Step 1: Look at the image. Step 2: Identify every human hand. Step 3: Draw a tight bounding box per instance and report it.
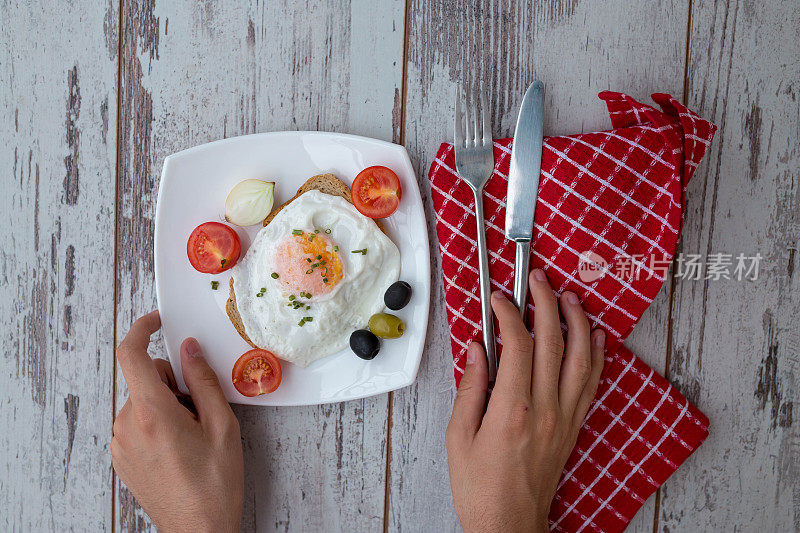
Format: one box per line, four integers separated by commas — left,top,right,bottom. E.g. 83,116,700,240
445,269,605,532
111,311,244,532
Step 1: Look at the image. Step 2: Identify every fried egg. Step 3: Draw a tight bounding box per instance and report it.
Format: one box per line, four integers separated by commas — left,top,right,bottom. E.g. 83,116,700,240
231,190,400,367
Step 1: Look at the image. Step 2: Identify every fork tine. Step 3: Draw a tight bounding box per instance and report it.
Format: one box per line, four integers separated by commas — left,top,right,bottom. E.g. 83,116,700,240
473,94,481,146
464,92,473,147
454,87,464,147
482,90,492,146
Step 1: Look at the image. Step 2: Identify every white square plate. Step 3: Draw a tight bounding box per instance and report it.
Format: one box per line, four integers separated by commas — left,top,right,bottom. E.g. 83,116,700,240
155,132,430,405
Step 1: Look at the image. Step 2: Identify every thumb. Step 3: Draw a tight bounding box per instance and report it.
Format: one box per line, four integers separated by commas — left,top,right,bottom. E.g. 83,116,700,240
446,342,489,449
180,338,234,431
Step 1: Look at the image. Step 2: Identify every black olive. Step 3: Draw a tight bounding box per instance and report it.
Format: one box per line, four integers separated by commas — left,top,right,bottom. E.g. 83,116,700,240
384,280,412,310
350,329,381,360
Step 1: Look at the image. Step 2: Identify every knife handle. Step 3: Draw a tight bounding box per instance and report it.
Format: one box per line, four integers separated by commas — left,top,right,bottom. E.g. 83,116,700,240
513,241,530,321
472,188,498,382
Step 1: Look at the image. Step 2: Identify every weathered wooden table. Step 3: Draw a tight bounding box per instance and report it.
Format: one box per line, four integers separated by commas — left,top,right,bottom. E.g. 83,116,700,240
2,1,798,531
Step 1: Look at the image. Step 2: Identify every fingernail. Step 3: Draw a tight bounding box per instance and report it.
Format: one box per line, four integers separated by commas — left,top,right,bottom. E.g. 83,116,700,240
466,343,479,365
533,269,547,282
186,338,203,358
565,292,579,305
491,290,504,302
594,330,606,347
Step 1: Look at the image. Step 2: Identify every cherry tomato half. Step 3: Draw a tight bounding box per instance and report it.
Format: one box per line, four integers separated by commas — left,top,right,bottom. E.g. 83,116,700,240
186,222,241,274
350,166,402,218
232,349,282,397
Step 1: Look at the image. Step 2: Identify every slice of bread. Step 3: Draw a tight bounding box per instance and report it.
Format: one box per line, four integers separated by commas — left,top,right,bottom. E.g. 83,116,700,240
226,277,257,349
263,173,350,226
226,173,354,348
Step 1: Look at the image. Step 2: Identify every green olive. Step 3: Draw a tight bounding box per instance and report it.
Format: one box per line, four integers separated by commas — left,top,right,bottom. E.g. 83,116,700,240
368,313,405,339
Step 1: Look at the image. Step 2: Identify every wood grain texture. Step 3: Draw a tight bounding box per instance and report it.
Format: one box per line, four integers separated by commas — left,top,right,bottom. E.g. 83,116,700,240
113,1,404,531
0,1,118,530
3,0,797,530
389,1,689,530
658,1,800,530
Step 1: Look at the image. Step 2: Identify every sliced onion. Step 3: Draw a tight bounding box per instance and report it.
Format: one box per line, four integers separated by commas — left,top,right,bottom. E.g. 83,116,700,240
225,179,275,226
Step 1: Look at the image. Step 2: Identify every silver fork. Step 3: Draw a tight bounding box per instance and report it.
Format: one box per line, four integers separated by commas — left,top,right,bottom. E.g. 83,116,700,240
454,87,498,382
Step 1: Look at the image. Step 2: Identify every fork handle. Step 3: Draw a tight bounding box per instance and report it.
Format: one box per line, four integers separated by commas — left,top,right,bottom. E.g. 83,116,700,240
472,187,498,382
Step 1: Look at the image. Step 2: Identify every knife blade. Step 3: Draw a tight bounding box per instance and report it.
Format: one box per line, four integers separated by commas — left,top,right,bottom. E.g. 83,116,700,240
505,81,544,317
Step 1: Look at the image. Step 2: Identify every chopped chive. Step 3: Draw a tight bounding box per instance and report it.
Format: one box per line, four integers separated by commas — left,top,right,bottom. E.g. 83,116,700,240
333,246,339,252
303,316,313,322
316,255,322,260
311,263,319,268
325,228,331,234
260,287,267,292
271,272,279,279
306,269,313,274
308,234,315,241
314,229,320,233
256,293,263,297
298,319,305,326
220,258,227,266
292,229,302,235
323,278,328,283
320,260,326,265
351,248,367,255
306,257,312,263
289,295,296,301
211,281,219,290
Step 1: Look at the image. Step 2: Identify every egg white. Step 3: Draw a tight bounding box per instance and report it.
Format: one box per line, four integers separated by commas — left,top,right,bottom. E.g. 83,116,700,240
231,190,400,367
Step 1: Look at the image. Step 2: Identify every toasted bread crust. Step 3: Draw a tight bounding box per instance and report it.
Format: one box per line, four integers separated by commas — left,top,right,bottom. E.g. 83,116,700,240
263,173,350,226
226,278,257,349
227,173,353,347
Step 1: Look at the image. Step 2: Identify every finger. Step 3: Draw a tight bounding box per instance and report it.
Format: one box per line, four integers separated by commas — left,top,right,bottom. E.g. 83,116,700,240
120,311,161,351
180,338,235,432
153,358,195,414
557,291,593,415
113,400,132,441
154,358,179,392
491,291,533,397
573,330,606,428
446,341,489,449
110,436,126,474
529,269,564,409
116,311,167,401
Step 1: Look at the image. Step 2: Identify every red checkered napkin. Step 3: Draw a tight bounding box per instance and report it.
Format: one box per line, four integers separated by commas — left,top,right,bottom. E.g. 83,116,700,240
429,92,716,532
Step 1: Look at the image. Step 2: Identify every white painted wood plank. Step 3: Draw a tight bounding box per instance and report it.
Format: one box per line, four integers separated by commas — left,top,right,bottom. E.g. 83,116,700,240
0,1,118,531
389,1,688,530
658,1,800,530
113,1,404,530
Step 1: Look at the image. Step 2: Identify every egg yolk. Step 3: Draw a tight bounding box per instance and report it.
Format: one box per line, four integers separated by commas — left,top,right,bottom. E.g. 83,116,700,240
274,231,344,297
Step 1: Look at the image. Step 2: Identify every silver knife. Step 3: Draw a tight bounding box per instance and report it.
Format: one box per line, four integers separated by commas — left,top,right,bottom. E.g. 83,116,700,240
505,81,544,318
